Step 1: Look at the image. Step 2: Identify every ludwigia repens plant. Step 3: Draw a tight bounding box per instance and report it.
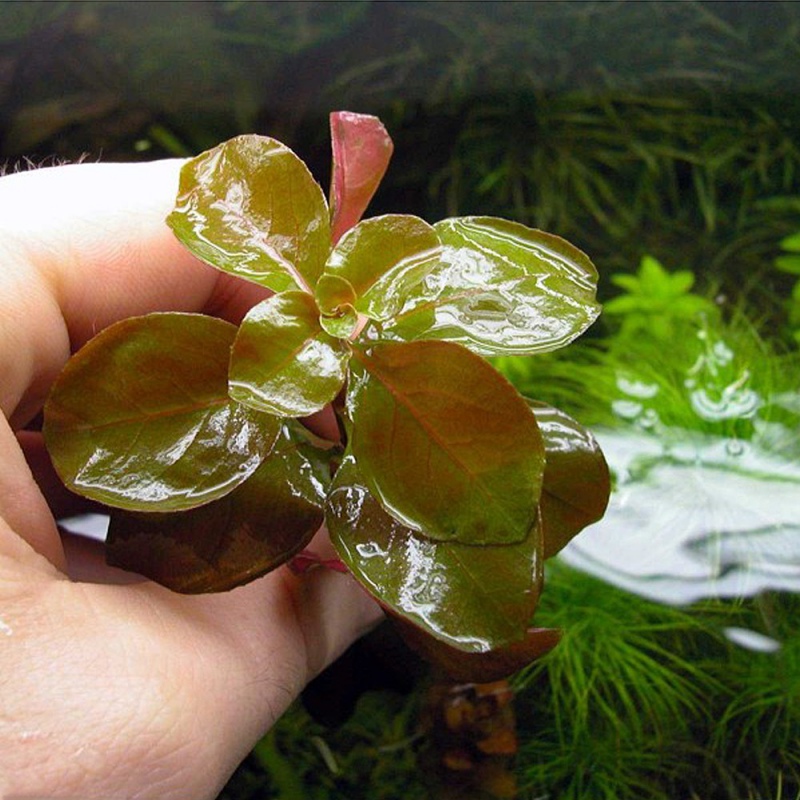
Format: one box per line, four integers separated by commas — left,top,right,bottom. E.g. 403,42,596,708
43,112,610,681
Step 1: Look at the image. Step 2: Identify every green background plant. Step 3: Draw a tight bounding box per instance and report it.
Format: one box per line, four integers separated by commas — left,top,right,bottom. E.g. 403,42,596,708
4,1,800,797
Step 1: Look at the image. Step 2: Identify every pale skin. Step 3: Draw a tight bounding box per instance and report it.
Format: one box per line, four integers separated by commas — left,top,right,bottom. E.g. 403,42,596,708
0,160,382,798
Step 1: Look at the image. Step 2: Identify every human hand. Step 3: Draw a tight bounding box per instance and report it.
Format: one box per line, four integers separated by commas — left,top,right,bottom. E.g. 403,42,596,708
0,160,382,799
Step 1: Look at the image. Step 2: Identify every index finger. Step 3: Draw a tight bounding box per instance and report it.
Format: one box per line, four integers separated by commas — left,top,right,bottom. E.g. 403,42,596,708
0,159,269,429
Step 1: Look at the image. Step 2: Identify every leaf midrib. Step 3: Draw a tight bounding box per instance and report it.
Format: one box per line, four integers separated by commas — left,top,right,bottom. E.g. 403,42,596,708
51,395,230,434
353,349,525,539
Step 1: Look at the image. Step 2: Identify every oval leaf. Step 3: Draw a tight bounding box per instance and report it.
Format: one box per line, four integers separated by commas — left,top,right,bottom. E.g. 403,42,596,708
329,111,394,244
381,217,601,356
347,340,544,544
327,455,543,653
325,214,442,321
43,313,279,511
107,423,328,593
167,134,330,293
529,400,611,559
391,615,561,683
229,291,351,417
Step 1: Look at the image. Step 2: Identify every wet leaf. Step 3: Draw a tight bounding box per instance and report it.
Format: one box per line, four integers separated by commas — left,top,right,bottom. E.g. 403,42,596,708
327,455,543,654
329,111,394,244
315,273,357,316
530,400,611,559
229,291,351,417
43,313,279,511
315,274,359,339
106,423,329,592
394,616,562,682
324,214,442,320
319,305,360,339
347,340,544,545
167,134,330,293
381,217,600,356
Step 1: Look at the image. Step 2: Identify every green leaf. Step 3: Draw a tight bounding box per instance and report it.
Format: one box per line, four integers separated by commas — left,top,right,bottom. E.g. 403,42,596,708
315,274,360,339
674,294,716,316
602,295,642,315
229,291,351,417
167,134,330,293
776,254,800,276
327,455,543,654
106,423,328,593
329,111,394,244
379,217,600,356
319,305,360,339
529,401,611,560
670,270,696,295
639,254,671,294
324,214,442,321
780,231,800,253
315,273,357,315
347,340,544,545
43,313,279,511
610,273,641,293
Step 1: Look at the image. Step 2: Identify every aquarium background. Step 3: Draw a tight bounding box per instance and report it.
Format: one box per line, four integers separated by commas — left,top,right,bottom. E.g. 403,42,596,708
2,2,798,798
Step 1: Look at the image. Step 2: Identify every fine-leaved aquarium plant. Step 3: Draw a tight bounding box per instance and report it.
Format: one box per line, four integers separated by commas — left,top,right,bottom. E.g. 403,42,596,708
775,230,800,344
42,112,610,681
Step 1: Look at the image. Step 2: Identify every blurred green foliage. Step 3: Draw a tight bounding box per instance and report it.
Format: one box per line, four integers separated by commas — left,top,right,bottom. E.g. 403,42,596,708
775,231,800,343
604,255,718,341
3,2,800,798
3,0,800,297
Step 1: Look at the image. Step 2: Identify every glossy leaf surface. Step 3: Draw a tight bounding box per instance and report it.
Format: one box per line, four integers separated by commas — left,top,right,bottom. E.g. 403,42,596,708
327,455,543,653
324,214,442,320
167,134,330,293
392,616,562,682
348,340,544,544
329,111,393,244
229,291,351,417
381,217,601,356
531,400,611,559
315,274,359,339
315,273,357,316
44,313,278,511
319,305,360,339
106,423,328,593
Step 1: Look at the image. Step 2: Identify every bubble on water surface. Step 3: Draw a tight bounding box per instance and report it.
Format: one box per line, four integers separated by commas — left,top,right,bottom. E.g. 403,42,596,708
689,384,760,422
617,375,660,399
612,399,643,420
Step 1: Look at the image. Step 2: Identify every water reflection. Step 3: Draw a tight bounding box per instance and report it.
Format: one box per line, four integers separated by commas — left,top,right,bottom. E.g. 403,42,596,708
561,426,800,604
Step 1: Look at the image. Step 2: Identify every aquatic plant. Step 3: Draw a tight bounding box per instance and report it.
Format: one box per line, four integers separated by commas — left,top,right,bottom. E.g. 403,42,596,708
493,253,800,797
603,254,718,341
215,253,800,798
41,112,609,681
512,561,721,799
774,230,800,344
708,593,800,797
220,567,800,800
496,255,800,449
